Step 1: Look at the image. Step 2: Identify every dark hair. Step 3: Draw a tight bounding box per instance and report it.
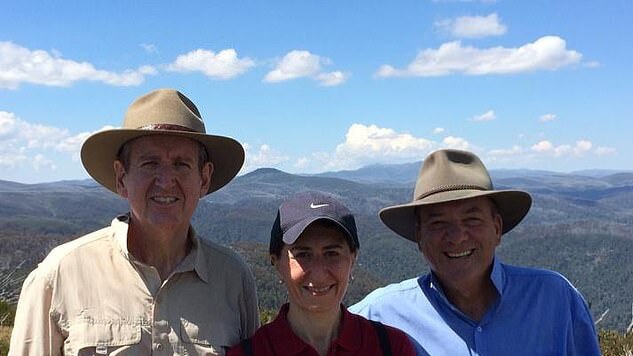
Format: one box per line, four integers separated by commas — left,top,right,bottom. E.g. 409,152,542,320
116,136,209,173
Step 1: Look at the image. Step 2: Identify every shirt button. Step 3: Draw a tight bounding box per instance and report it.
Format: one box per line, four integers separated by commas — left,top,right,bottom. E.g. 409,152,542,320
477,326,483,332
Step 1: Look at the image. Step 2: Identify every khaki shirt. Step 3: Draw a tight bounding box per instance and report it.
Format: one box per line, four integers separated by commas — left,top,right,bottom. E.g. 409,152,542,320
9,215,259,356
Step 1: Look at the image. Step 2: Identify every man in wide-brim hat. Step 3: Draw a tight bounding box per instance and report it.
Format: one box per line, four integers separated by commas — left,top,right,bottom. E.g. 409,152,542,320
10,89,259,355
350,149,600,355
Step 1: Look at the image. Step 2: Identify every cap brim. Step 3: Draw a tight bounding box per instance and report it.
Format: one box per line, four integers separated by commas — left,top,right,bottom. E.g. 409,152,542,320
283,216,356,246
81,129,244,195
379,189,532,242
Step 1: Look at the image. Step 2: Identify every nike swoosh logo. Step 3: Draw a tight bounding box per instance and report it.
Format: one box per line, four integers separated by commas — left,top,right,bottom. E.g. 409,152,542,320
310,203,329,209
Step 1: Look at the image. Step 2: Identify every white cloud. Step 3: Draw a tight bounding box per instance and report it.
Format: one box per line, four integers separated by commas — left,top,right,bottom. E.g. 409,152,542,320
432,127,446,134
140,43,158,54
0,111,104,170
0,41,156,89
435,13,507,38
441,136,472,150
315,71,349,86
264,50,348,86
531,139,595,157
326,124,435,170
539,113,557,122
243,143,289,172
33,154,56,171
471,110,496,122
376,36,582,78
167,48,255,80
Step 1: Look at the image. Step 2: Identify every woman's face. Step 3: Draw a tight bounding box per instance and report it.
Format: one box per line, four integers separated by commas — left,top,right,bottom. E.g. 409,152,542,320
273,222,357,314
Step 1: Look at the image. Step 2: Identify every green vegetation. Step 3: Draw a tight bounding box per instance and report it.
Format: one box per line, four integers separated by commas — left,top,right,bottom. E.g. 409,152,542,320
600,329,633,356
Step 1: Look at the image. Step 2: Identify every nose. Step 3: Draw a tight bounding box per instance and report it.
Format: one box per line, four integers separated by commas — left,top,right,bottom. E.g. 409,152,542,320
154,166,177,188
443,223,468,245
306,256,330,281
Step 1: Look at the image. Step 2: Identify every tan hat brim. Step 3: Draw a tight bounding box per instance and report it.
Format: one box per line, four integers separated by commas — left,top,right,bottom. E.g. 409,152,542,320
81,128,244,195
379,189,532,242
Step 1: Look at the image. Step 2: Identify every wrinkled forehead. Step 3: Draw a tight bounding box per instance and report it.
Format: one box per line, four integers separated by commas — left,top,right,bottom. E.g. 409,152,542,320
125,135,204,157
415,196,497,220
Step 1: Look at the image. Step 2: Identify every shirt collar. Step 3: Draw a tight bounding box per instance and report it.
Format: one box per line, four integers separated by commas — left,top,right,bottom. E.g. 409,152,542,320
111,214,209,283
427,257,505,298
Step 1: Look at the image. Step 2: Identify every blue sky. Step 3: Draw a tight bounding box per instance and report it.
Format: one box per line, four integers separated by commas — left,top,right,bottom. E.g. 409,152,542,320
1,0,631,183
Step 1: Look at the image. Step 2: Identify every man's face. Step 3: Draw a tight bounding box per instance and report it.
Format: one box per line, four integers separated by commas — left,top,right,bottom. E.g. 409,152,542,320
415,196,502,290
114,135,213,233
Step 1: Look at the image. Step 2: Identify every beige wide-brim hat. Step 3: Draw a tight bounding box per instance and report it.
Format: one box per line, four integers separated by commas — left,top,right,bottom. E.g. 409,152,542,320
81,89,244,195
380,149,532,242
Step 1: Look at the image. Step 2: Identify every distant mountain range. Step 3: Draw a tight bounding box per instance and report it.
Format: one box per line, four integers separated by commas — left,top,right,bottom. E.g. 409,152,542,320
1,163,633,331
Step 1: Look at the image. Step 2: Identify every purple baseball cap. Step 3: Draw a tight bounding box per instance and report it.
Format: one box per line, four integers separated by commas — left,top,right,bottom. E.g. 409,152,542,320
269,191,360,255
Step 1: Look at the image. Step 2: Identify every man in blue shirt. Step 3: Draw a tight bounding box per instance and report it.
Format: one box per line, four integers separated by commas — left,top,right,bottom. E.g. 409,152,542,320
349,149,600,355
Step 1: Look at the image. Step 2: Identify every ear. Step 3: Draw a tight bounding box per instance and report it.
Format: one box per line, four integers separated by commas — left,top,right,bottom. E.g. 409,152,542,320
113,160,128,198
415,218,425,253
493,213,503,246
199,161,214,197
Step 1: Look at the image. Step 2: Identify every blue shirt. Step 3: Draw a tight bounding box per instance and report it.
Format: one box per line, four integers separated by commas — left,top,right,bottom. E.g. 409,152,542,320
349,259,600,356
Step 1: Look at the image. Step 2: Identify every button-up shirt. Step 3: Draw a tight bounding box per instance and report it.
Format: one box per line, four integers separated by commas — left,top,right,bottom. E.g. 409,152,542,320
227,303,416,356
349,259,600,356
10,214,259,355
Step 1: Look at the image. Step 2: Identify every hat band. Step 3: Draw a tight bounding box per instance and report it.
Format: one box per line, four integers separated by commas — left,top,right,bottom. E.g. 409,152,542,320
417,184,487,200
137,123,199,132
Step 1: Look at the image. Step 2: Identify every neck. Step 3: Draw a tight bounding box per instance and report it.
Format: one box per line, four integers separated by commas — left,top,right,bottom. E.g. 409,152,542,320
440,275,497,322
127,219,192,280
286,304,342,356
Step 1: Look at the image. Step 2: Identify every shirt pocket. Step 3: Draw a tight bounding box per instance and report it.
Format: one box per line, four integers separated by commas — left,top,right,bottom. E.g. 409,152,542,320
180,319,239,355
65,319,142,356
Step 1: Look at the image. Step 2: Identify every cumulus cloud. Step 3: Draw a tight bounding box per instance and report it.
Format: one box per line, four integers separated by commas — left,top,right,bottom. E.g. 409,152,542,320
442,136,472,150
315,71,349,86
0,111,107,171
323,124,435,170
432,127,446,134
471,110,496,122
242,143,289,172
167,48,255,80
531,139,595,157
376,36,582,78
264,50,348,86
0,41,156,89
539,113,557,122
435,13,507,38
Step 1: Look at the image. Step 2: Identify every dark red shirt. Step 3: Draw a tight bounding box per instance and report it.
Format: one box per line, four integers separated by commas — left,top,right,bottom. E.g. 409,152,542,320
227,303,416,356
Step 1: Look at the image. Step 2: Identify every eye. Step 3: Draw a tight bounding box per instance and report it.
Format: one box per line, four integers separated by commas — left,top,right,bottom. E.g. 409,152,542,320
140,161,158,168
465,217,483,226
292,251,310,259
427,220,447,230
176,161,192,169
324,250,340,257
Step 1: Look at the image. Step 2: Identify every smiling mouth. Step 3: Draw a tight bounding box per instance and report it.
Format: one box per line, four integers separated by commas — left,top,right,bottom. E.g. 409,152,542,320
151,196,179,204
445,249,474,259
304,285,334,295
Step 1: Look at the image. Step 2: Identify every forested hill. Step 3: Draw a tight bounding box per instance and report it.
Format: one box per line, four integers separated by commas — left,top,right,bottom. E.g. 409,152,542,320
1,166,632,331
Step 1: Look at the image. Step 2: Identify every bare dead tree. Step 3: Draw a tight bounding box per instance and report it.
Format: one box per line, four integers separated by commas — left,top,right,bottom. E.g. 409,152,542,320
595,308,610,326
627,303,633,334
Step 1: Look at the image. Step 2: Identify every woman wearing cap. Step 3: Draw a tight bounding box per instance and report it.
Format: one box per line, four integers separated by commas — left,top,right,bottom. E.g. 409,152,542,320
228,192,415,356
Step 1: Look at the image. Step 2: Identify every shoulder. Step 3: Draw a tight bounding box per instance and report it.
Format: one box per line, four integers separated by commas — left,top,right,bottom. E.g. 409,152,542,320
197,238,254,282
38,226,114,274
503,263,576,288
501,263,585,300
350,276,423,311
